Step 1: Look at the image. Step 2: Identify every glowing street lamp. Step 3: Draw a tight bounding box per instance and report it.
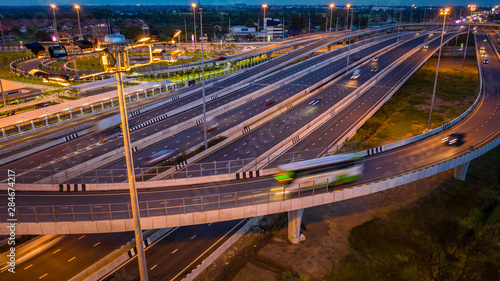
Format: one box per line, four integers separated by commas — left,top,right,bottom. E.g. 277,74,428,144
330,4,335,33
346,4,351,30
462,5,476,70
74,5,83,39
428,8,450,131
262,4,268,44
192,3,197,45
50,4,58,44
410,4,415,23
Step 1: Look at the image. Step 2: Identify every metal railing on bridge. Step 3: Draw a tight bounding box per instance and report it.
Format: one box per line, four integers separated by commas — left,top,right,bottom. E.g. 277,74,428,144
7,142,358,184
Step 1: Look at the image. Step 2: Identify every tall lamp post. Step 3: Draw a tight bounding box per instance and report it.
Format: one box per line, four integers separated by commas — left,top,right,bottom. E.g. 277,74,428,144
397,6,402,43
330,4,335,33
345,4,353,73
200,7,208,149
427,8,450,131
262,4,267,44
410,4,415,23
192,3,197,45
462,5,476,70
346,4,351,30
50,4,58,44
74,5,83,39
105,34,148,281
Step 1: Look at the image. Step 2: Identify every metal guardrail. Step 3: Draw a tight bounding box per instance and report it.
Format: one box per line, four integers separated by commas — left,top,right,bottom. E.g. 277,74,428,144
0,176,339,224
4,142,357,184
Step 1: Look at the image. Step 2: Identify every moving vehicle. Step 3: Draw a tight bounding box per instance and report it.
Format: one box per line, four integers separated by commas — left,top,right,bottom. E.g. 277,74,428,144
353,56,361,61
483,59,489,64
423,45,429,49
141,149,175,166
58,38,70,45
216,56,227,61
263,98,274,106
201,117,219,131
442,133,464,146
371,57,379,62
480,46,485,50
273,153,364,191
351,69,361,79
371,66,378,73
309,98,320,106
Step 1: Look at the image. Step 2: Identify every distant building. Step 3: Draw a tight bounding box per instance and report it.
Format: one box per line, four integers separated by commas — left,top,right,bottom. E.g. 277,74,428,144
230,26,256,35
92,24,110,43
264,18,283,40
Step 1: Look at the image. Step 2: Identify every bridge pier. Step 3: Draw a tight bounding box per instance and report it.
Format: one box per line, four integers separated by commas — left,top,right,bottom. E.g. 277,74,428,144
453,161,470,181
288,208,305,244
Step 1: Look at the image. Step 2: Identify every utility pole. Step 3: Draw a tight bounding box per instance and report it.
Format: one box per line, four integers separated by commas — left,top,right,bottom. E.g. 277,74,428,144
185,18,188,43
200,8,208,149
462,5,475,70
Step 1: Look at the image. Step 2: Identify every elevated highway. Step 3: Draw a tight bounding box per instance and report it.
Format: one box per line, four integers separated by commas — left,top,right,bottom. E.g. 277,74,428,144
3,31,497,239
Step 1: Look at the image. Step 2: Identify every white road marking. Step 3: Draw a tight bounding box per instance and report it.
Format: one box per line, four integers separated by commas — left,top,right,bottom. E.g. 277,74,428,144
78,235,86,240
24,264,33,270
93,242,101,247
172,249,178,254
52,249,61,254
191,235,196,239
68,257,76,262
39,273,48,279
150,264,158,270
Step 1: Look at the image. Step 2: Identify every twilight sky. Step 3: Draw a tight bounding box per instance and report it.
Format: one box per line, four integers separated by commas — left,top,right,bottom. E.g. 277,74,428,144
0,1,498,7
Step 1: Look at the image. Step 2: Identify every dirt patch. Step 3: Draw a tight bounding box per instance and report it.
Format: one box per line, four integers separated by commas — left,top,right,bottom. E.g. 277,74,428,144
194,170,453,281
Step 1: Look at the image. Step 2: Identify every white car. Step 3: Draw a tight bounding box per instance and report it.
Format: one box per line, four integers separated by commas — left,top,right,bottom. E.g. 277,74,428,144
480,46,485,50
351,69,361,79
371,57,379,62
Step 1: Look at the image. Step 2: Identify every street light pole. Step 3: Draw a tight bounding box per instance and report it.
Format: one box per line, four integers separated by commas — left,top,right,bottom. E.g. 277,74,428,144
330,4,335,33
200,8,208,149
75,5,83,39
428,8,449,131
346,4,350,30
397,6,402,43
262,4,267,44
410,4,415,23
345,5,353,74
106,34,148,281
50,4,58,45
462,5,475,70
192,3,197,45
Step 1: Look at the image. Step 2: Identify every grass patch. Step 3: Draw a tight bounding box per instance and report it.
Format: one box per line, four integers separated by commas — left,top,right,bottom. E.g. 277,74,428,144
348,57,479,150
324,143,500,281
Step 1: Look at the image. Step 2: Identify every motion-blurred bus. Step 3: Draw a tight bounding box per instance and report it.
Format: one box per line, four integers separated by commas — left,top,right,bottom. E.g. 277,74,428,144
273,153,364,191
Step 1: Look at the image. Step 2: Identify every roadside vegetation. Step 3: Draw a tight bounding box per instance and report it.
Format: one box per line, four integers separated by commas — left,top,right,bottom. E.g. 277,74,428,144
324,144,500,281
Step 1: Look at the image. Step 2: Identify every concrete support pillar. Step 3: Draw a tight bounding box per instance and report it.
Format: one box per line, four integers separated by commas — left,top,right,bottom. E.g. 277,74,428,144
80,108,84,115
30,120,35,130
57,114,60,122
91,105,94,113
2,128,5,138
101,102,104,109
45,117,48,126
136,93,139,100
17,124,21,134
288,209,305,244
110,98,114,107
69,110,73,119
327,45,332,52
453,161,470,181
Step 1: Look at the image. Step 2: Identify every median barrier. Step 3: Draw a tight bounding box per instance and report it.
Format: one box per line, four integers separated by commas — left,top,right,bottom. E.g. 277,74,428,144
33,34,399,184
69,228,173,281
149,34,404,181
364,32,481,156
242,32,428,172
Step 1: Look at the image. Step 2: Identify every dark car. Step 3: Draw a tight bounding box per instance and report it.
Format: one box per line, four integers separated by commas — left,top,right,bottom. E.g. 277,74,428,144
353,56,361,61
216,56,227,61
483,59,489,64
141,149,175,166
442,133,464,146
263,98,274,106
371,66,379,73
309,98,320,106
